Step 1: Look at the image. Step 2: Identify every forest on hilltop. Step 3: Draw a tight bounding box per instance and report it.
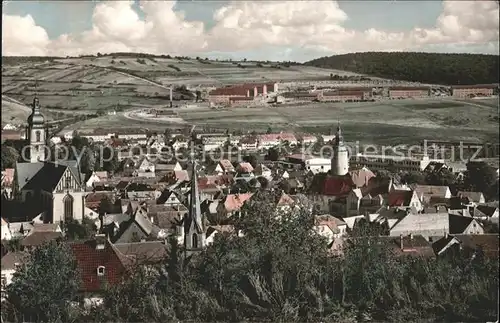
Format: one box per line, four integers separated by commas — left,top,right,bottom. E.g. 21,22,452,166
305,52,499,85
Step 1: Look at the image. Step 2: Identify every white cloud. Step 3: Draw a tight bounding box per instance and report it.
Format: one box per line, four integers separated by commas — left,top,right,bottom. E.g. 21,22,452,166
2,0,499,59
2,14,50,56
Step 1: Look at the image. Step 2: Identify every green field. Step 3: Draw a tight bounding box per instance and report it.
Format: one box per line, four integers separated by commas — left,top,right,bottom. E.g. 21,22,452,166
60,97,499,146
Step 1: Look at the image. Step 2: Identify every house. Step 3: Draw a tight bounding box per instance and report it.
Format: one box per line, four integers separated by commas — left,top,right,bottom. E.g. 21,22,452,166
216,193,253,219
1,218,12,240
448,214,484,235
387,190,422,212
85,192,115,211
20,223,63,250
113,241,169,267
135,157,155,174
1,251,29,299
473,205,499,221
205,225,242,245
432,234,499,259
414,185,451,204
390,212,450,240
154,162,183,174
389,212,484,241
86,171,109,188
456,191,486,206
381,234,435,258
70,235,127,307
239,136,258,151
313,215,348,243
254,164,272,180
373,207,408,230
215,159,236,174
157,190,185,207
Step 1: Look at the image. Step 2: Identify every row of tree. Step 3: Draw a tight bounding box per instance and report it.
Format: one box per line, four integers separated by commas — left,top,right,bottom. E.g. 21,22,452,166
306,52,499,85
2,193,498,322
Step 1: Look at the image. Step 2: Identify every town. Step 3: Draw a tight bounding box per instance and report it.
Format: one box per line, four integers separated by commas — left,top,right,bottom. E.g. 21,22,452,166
1,0,499,319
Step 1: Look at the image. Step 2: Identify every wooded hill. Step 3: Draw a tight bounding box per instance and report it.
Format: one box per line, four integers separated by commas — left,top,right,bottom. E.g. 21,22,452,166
305,52,499,85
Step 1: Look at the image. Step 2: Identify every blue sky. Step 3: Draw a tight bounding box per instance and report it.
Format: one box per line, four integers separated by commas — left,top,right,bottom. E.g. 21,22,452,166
2,1,498,61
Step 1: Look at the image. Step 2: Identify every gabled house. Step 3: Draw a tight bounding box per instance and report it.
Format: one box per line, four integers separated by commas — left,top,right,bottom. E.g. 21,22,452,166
70,235,127,307
1,218,12,240
86,171,109,188
218,193,253,219
473,205,499,221
432,234,499,259
387,189,422,212
155,162,182,174
382,234,435,258
205,225,242,245
390,212,485,241
215,160,235,174
313,215,348,243
456,191,486,206
1,251,29,299
254,164,272,180
373,207,408,230
135,157,155,174
414,185,451,205
390,212,450,240
449,214,484,235
157,190,185,207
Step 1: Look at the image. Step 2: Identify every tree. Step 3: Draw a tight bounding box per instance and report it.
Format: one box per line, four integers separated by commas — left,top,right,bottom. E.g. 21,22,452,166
243,154,258,168
1,145,19,169
99,146,119,174
400,171,426,185
465,161,497,196
266,126,273,134
63,217,97,240
266,147,280,161
5,242,80,322
425,168,456,186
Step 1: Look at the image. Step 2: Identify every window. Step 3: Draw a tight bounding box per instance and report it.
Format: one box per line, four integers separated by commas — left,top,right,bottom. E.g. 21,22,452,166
192,233,198,249
63,194,74,222
35,130,41,142
65,176,71,189
97,266,105,276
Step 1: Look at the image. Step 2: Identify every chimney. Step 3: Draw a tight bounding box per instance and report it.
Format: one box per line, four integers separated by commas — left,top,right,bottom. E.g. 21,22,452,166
400,234,404,250
445,232,449,239
95,233,107,250
409,233,413,240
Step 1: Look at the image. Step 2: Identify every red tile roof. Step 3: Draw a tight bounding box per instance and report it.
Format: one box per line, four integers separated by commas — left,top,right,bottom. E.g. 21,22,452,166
69,239,127,293
238,162,254,173
224,193,253,212
389,86,430,91
388,190,414,207
323,176,353,196
451,84,498,89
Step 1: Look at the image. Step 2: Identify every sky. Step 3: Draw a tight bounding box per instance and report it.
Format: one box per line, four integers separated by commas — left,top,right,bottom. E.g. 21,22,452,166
2,0,499,62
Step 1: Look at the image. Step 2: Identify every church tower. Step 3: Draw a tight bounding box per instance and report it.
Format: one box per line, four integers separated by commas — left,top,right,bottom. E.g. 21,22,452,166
331,123,349,176
27,97,46,163
183,148,206,253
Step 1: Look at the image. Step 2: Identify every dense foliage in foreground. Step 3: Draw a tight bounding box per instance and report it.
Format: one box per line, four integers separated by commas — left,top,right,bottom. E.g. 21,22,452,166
305,52,499,85
2,192,498,322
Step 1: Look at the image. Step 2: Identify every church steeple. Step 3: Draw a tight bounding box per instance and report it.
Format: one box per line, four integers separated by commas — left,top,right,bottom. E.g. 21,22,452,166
27,96,46,163
184,129,206,252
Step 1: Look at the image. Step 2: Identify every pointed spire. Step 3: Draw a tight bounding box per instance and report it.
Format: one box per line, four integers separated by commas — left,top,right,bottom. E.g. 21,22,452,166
187,126,203,233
